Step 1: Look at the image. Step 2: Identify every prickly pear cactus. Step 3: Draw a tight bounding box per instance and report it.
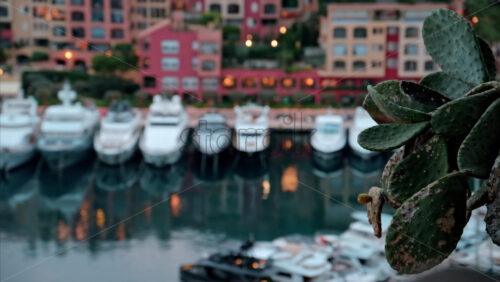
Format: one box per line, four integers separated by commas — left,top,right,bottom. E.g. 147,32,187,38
356,8,500,274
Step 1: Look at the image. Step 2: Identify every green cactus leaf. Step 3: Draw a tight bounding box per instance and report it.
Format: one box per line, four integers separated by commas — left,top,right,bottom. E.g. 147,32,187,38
385,172,468,274
458,98,500,178
431,87,500,138
477,37,497,81
362,94,393,124
423,9,488,86
419,72,473,100
467,181,490,212
400,81,450,109
358,122,429,152
368,83,430,123
381,147,405,190
385,135,449,207
465,81,500,96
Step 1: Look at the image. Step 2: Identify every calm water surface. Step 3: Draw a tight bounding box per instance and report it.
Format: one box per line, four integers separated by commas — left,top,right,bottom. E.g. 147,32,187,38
0,132,387,282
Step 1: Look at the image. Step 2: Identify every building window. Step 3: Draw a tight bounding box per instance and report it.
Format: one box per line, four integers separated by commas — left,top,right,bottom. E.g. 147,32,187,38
405,44,419,55
242,77,257,88
333,27,346,38
192,58,198,70
183,77,198,90
371,61,382,68
142,39,149,52
353,27,367,38
162,77,178,90
137,7,147,17
202,78,218,90
111,0,122,9
53,0,66,4
251,2,258,13
72,27,85,38
388,42,397,52
161,40,179,53
228,4,239,14
71,11,84,21
387,26,398,35
282,0,299,8
281,78,295,89
111,10,123,23
301,78,315,89
92,11,103,22
52,9,65,21
404,61,417,71
144,76,156,88
71,0,84,5
405,27,419,38
53,26,66,37
333,60,345,70
353,44,367,56
222,76,236,88
202,60,216,71
92,0,103,8
151,8,166,18
353,61,366,71
111,29,124,38
0,7,8,17
372,27,383,35
161,58,179,70
143,57,150,68
261,77,276,88
209,4,221,12
192,40,198,50
200,42,218,54
371,44,382,52
264,4,276,14
91,27,105,38
387,58,397,68
333,44,346,56
138,22,147,30
424,60,434,71
247,18,257,27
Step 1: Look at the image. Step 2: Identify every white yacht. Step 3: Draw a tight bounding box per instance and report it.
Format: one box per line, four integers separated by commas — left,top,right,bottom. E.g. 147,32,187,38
310,111,346,169
349,107,378,159
0,90,40,171
139,95,188,167
94,101,142,165
37,82,99,169
233,104,270,154
193,112,231,155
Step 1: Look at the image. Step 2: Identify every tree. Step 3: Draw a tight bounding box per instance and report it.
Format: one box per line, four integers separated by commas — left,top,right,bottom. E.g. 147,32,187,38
112,44,138,71
31,51,49,62
133,90,150,107
260,90,277,105
104,90,122,104
0,47,7,64
92,54,118,74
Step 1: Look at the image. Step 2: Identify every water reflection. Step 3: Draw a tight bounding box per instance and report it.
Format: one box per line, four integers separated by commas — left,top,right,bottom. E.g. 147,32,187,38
0,132,387,281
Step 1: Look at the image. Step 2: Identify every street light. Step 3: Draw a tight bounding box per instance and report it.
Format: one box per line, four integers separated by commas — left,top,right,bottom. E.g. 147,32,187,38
64,50,73,60
279,26,287,34
472,16,479,24
245,39,253,47
270,40,278,48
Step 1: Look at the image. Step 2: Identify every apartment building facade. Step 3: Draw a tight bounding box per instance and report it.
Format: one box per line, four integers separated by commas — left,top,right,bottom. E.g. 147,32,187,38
139,12,222,99
0,0,12,48
319,3,449,90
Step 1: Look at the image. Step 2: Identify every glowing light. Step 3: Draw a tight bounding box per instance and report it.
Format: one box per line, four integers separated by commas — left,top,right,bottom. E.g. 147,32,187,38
64,50,73,60
304,77,314,87
222,76,236,88
96,209,106,228
472,16,479,24
0,69,3,76
105,50,112,57
282,78,294,88
245,39,253,47
252,262,259,269
262,180,271,200
279,26,287,34
235,258,243,265
281,166,298,192
283,140,292,150
270,40,278,48
246,34,253,40
171,194,181,217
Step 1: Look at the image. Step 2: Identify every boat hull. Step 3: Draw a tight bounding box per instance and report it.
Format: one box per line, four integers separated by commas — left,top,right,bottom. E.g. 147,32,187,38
0,144,37,171
141,150,182,167
312,147,345,172
96,142,138,165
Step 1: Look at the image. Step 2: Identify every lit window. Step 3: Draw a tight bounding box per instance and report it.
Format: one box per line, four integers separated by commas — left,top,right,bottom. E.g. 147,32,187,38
301,78,315,88
222,76,236,88
242,77,257,88
261,77,276,88
281,78,295,89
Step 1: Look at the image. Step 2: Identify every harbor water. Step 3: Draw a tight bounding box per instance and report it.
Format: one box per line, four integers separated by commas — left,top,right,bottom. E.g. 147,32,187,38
1,131,397,281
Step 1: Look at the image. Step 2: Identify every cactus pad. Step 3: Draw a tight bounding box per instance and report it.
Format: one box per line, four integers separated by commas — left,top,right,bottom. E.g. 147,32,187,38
381,147,405,191
385,135,449,207
358,122,429,152
477,37,497,81
368,84,430,123
486,155,500,246
458,99,500,178
400,81,450,109
385,172,468,274
362,94,393,124
419,72,473,100
431,87,500,138
423,9,488,86
366,187,384,238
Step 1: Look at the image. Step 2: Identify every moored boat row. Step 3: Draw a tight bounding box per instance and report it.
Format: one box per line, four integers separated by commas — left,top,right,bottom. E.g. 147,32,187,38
0,82,382,171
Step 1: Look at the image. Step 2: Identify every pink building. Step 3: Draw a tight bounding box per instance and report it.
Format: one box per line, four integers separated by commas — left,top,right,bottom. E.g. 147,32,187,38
139,13,222,100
